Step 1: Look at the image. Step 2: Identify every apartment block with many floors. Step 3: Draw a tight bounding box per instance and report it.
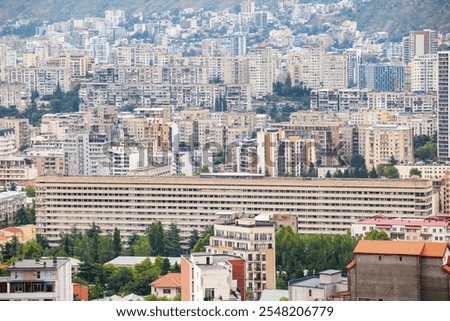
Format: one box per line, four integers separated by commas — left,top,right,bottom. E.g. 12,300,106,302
0,257,72,301
35,176,439,247
206,211,277,300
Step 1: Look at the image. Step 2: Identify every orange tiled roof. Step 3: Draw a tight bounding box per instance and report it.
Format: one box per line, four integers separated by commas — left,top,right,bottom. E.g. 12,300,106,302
353,240,448,258
3,227,22,233
345,259,356,271
149,273,181,288
443,265,450,274
420,242,449,258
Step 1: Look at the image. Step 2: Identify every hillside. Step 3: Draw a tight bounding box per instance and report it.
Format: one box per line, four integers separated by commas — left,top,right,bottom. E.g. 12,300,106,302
340,0,450,39
0,0,448,39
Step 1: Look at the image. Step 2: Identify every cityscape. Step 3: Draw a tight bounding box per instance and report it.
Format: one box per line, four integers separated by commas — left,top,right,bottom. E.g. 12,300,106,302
0,0,449,303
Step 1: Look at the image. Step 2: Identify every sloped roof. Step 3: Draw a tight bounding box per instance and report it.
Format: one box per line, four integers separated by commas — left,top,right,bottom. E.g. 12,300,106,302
3,227,22,233
420,242,449,258
353,240,448,257
149,273,181,288
345,259,356,271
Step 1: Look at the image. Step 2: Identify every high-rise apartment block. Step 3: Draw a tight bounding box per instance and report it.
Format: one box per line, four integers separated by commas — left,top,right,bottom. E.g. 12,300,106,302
437,51,450,160
206,211,277,300
363,124,414,168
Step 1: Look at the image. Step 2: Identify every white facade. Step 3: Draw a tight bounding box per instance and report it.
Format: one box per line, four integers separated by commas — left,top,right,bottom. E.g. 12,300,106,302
0,258,72,301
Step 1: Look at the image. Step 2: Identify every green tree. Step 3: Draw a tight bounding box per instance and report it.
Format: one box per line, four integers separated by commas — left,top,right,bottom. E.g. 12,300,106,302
36,234,50,250
383,166,399,179
189,229,200,251
275,227,359,284
164,223,181,257
171,262,181,273
22,240,43,259
409,167,422,178
126,233,140,255
191,233,210,253
147,222,165,256
112,227,122,258
98,235,114,264
24,185,35,197
369,166,378,178
106,266,134,295
415,141,437,160
161,258,171,275
389,155,398,165
13,207,31,226
333,169,344,178
325,170,332,178
364,230,391,240
132,236,153,256
1,236,22,260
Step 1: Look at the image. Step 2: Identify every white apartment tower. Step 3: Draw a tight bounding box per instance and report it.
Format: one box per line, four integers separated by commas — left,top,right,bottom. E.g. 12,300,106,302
247,47,277,98
437,51,450,160
408,54,438,93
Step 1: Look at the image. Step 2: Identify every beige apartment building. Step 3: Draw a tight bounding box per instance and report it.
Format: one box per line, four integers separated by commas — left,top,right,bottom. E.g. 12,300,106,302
0,118,30,150
206,211,277,300
363,124,414,168
35,176,438,247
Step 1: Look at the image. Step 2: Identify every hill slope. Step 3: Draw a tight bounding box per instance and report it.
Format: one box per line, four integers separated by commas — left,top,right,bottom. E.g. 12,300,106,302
0,0,448,39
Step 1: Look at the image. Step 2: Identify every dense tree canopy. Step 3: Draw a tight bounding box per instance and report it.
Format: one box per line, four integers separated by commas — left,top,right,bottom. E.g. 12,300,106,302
276,227,359,287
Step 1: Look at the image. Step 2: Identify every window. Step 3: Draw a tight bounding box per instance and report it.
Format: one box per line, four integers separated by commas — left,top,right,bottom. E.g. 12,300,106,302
378,255,382,261
309,290,312,297
399,256,402,262
36,271,41,279
163,289,171,294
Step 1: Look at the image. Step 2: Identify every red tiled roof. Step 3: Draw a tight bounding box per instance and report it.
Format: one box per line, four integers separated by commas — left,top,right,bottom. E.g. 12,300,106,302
353,240,448,258
3,227,22,233
149,273,181,288
443,265,450,274
421,242,448,258
345,259,356,271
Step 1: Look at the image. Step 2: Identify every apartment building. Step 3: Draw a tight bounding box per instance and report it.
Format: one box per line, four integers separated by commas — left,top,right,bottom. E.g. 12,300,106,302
288,270,348,301
408,54,438,93
0,257,72,301
0,225,36,245
206,211,276,300
0,128,16,157
395,165,450,179
351,216,450,242
180,253,246,301
437,51,450,160
0,118,30,150
0,157,38,187
35,176,438,247
0,82,29,111
0,191,26,228
363,124,414,168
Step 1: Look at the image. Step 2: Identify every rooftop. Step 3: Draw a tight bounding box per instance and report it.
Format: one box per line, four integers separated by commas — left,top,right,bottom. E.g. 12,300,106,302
6,257,70,270
259,289,289,301
354,217,449,227
353,240,449,258
105,256,180,266
289,275,347,288
149,273,181,288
